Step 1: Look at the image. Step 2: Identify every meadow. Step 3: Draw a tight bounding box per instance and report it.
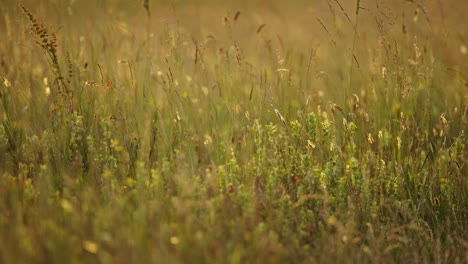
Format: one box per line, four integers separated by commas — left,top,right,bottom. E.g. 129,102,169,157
0,0,467,263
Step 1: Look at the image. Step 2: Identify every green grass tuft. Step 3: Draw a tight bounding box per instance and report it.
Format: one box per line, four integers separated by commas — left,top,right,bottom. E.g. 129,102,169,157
0,0,467,263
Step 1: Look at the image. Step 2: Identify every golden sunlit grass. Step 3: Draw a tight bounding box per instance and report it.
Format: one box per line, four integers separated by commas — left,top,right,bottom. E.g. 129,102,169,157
0,0,467,263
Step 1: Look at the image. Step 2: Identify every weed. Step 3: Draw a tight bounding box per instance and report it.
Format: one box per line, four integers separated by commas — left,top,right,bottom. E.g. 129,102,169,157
0,1,466,263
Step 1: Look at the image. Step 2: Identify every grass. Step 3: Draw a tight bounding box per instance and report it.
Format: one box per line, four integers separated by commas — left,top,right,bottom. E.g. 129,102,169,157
0,0,467,263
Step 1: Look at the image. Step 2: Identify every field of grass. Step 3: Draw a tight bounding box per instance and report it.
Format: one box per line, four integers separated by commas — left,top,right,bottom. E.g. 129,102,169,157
0,0,467,263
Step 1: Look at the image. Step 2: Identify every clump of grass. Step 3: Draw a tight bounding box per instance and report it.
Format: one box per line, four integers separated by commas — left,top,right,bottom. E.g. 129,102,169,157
0,1,466,263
